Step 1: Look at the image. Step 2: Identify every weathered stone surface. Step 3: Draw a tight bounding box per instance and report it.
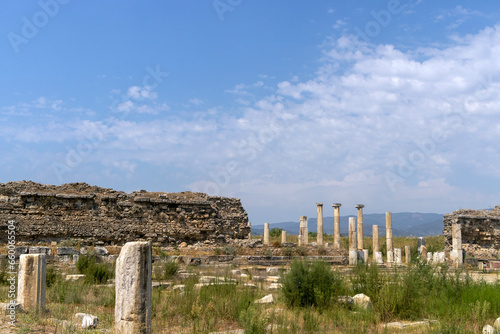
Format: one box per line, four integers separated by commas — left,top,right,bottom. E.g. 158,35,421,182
94,246,109,256
29,247,51,255
57,247,79,256
255,294,274,304
394,248,402,265
263,223,270,245
374,252,384,265
0,181,249,245
483,324,495,334
444,206,500,258
75,313,99,329
317,203,323,246
353,293,372,310
17,254,46,311
494,317,500,330
115,241,152,334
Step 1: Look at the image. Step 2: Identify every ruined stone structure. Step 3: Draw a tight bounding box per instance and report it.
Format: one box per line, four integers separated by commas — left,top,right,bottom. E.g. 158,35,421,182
0,181,249,245
443,206,500,258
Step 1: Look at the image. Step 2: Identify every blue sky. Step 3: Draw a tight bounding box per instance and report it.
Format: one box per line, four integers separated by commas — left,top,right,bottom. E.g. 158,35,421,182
1,1,500,225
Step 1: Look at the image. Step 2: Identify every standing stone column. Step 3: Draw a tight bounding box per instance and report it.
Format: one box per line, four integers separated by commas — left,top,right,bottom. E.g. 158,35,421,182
281,230,287,244
263,223,270,245
316,203,324,246
17,254,46,311
332,203,342,249
373,225,383,264
373,225,379,252
355,204,365,250
115,241,152,334
451,223,463,266
248,222,252,239
348,217,357,265
386,212,394,263
405,245,411,264
299,216,308,246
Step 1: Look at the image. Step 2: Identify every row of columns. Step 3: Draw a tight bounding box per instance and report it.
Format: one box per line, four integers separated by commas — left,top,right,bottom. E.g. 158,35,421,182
263,208,464,268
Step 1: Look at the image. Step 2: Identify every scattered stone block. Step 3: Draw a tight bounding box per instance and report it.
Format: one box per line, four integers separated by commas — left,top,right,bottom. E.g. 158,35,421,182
494,317,500,330
29,247,51,255
352,293,372,310
265,276,280,283
94,246,109,256
483,324,495,334
65,274,85,281
266,267,279,274
255,294,274,304
75,313,99,329
56,247,79,256
172,285,185,291
15,246,28,256
268,283,282,290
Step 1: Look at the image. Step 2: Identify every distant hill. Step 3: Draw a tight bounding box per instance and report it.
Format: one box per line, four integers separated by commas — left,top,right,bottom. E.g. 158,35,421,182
252,212,443,237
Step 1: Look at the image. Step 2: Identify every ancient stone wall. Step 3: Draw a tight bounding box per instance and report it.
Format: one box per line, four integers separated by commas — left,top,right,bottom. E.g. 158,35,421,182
0,181,249,246
443,206,500,258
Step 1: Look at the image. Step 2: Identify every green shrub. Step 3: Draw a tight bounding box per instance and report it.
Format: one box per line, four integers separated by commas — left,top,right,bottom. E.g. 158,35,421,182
46,265,62,287
76,254,113,284
162,260,179,280
269,228,283,238
281,260,345,309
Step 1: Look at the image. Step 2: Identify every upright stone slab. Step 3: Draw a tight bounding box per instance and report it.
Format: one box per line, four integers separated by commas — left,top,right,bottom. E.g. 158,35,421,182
316,203,323,246
355,204,365,250
281,230,287,244
451,223,463,266
115,241,152,334
374,252,384,265
263,223,270,245
332,203,342,249
394,248,402,265
17,254,46,311
348,217,357,265
405,245,411,264
420,245,428,261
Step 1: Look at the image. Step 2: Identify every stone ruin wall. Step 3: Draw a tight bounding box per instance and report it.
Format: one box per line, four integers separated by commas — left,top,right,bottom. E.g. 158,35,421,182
0,181,249,246
443,205,500,258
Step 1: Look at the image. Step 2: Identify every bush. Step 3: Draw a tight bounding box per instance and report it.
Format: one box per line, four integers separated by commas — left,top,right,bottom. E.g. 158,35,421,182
269,228,283,238
162,260,179,280
281,260,345,309
76,254,113,284
46,265,62,287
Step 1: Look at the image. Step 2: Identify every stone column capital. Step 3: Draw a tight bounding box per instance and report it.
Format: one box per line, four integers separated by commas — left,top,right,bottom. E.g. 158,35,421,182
355,204,365,209
332,203,342,208
316,203,323,207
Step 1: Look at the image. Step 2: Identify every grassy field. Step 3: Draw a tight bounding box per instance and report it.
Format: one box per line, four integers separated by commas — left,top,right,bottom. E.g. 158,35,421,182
1,236,499,333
